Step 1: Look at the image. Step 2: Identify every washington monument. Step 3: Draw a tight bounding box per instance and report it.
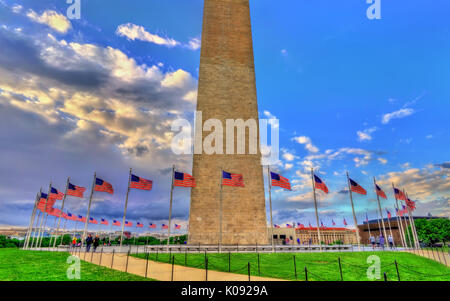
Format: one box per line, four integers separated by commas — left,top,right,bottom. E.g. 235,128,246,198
188,0,268,245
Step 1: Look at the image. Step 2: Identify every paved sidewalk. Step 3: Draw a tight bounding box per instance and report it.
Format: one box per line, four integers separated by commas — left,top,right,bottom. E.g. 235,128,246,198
73,251,286,281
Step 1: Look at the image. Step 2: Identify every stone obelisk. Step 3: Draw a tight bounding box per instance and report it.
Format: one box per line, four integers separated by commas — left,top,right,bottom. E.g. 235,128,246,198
188,0,268,245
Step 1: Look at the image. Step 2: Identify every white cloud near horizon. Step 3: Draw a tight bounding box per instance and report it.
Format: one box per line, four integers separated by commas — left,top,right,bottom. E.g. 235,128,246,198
26,9,71,34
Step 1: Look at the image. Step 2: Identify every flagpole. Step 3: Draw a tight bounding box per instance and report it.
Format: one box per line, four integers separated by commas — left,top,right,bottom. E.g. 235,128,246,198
346,172,361,251
24,190,40,249
82,172,96,248
53,177,70,249
399,189,413,249
392,183,407,248
36,182,52,249
38,213,48,249
311,168,323,251
385,209,394,246
31,211,42,249
406,192,420,248
167,165,175,249
219,167,223,252
366,212,372,244
48,215,58,249
120,168,132,249
267,166,275,252
404,190,418,248
374,177,389,246
61,218,67,246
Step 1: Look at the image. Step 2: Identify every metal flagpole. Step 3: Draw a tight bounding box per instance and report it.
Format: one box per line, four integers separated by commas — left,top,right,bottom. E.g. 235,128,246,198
167,165,175,248
392,183,407,248
374,177,389,245
346,172,361,251
404,190,418,248
120,168,132,249
405,191,420,248
48,215,58,249
366,212,372,244
53,177,70,249
219,167,223,252
385,208,394,246
82,172,97,247
31,211,42,249
311,168,323,251
267,166,275,252
61,218,68,246
109,223,112,245
36,182,52,249
399,190,413,249
24,191,40,249
38,213,48,249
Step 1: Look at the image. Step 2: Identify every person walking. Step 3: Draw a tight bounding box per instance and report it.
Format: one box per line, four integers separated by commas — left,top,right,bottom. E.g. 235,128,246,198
388,235,394,249
376,235,380,248
379,235,385,251
72,237,77,249
369,235,376,250
85,234,93,252
93,235,100,252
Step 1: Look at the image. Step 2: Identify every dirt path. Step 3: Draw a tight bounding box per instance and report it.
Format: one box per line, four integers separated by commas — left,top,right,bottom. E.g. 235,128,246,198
73,251,286,281
405,249,449,267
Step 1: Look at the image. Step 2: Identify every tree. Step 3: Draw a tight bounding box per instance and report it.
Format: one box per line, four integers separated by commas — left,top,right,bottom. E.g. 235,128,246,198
415,218,450,245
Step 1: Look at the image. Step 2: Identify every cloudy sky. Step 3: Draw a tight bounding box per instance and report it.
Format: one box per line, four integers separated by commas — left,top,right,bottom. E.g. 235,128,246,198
0,0,448,233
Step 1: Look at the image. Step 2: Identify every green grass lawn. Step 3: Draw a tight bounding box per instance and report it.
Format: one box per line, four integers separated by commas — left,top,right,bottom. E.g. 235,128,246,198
133,251,450,281
0,248,154,281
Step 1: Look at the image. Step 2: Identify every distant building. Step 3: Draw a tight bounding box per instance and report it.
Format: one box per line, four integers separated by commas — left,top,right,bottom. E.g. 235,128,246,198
269,227,358,245
357,215,441,245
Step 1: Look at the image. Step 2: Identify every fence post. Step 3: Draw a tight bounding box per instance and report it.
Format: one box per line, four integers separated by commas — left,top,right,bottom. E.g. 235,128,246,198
248,262,251,281
205,257,208,281
338,257,343,281
441,249,447,266
171,255,175,281
125,250,130,273
293,255,297,280
383,272,387,281
145,251,149,278
304,266,308,281
431,248,436,261
258,253,261,276
435,248,442,264
394,260,400,281
228,252,231,272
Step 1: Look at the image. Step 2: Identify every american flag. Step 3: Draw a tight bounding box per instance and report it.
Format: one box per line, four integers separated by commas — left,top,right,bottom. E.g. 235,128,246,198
270,172,291,190
274,224,280,228
174,224,181,229
402,205,408,215
375,184,387,199
320,221,325,228
37,198,55,211
125,221,132,227
113,220,121,226
308,222,312,228
174,172,196,187
286,224,293,228
314,174,329,194
395,207,401,217
296,223,305,228
406,198,416,211
94,177,114,194
78,215,86,222
386,209,392,219
222,171,244,187
349,178,367,195
89,217,98,224
48,208,62,217
343,218,348,226
136,222,143,228
50,187,64,200
393,187,406,201
162,224,168,229
332,219,336,226
101,218,108,225
66,212,76,221
130,174,153,190
149,223,156,229
66,183,86,198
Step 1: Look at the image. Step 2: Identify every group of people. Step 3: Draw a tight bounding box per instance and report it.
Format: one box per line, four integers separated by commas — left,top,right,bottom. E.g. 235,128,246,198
70,234,103,252
369,234,395,250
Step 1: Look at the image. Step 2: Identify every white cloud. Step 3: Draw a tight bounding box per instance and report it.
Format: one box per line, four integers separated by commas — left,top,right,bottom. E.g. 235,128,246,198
378,158,388,165
382,108,414,124
116,23,179,47
12,4,22,13
26,9,71,34
186,37,201,50
357,127,377,141
292,136,319,153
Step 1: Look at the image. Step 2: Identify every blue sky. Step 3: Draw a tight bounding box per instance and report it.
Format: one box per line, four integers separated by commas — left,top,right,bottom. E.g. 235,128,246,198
0,0,448,233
